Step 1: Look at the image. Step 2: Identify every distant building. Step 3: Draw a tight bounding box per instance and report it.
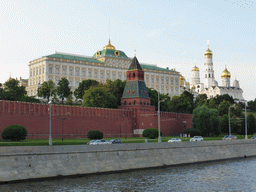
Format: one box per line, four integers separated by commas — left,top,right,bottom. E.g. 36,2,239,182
180,43,245,102
26,39,181,98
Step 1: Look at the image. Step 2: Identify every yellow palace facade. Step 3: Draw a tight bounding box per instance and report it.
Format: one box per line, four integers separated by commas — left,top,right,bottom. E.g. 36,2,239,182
26,40,181,98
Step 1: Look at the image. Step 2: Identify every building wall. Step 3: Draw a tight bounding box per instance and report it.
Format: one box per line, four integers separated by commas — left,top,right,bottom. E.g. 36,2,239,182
26,54,180,98
0,100,192,139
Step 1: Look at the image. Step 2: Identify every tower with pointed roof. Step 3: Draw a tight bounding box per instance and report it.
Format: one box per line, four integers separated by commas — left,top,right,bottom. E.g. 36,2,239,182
119,56,155,111
204,41,215,88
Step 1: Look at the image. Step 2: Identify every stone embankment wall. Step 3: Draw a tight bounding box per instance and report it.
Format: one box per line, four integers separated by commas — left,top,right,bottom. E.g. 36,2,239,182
1,140,256,183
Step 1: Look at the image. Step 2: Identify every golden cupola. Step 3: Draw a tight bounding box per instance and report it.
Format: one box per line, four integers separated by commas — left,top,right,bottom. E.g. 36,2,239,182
204,44,213,58
192,65,199,71
103,39,116,50
221,66,231,78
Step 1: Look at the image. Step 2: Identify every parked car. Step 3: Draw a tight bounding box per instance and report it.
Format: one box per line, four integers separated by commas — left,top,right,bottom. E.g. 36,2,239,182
222,135,229,140
88,139,109,145
190,136,203,141
251,136,256,139
87,140,96,145
109,139,122,144
225,135,237,140
168,138,182,142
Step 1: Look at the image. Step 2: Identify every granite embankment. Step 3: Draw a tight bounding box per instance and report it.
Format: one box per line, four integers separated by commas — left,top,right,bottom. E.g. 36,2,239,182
1,139,256,183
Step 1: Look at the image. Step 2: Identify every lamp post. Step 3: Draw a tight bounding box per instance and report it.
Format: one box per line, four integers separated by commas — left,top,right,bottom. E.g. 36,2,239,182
48,100,53,146
228,104,236,136
245,101,248,139
158,92,167,142
158,92,161,142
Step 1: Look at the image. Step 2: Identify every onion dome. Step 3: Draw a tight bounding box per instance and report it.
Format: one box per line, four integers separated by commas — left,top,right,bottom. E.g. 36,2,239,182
204,46,213,55
192,65,199,71
103,39,116,50
186,82,190,85
221,66,231,78
180,75,185,81
192,85,196,89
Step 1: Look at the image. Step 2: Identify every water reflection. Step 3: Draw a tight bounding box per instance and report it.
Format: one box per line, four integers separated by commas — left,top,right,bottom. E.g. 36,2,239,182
1,157,256,192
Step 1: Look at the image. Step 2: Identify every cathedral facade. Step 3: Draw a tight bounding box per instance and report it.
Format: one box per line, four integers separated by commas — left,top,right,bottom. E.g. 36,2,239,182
26,40,181,98
181,44,245,102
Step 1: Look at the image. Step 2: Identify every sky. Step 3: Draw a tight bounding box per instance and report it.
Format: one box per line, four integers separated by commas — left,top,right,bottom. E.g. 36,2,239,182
0,0,255,101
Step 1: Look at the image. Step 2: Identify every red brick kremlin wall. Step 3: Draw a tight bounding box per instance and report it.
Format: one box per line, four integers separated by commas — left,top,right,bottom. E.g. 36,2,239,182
0,100,192,139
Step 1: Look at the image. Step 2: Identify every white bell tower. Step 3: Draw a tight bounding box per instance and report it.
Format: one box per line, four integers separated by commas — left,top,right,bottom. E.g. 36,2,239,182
203,40,215,88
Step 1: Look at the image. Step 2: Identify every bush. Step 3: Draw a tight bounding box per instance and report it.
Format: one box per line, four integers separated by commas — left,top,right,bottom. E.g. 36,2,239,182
87,130,103,140
1,125,27,141
142,128,162,139
184,128,199,137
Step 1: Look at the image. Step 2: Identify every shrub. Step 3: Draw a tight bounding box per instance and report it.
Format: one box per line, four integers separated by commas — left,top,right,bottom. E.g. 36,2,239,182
142,128,162,139
1,125,27,141
184,128,199,137
87,130,103,140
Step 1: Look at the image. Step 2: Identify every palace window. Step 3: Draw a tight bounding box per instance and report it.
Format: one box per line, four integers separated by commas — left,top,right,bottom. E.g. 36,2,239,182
36,69,38,75
82,70,85,77
30,70,32,77
39,68,41,75
106,72,110,79
151,76,154,83
88,69,92,77
76,69,79,76
112,72,116,80
161,77,164,84
42,67,44,73
171,79,173,85
146,76,149,83
49,67,52,74
94,70,98,78
175,79,178,85
56,67,59,74
100,71,104,79
156,77,159,84
166,77,169,84
63,68,66,75
69,68,73,76
118,73,121,79
76,80,79,87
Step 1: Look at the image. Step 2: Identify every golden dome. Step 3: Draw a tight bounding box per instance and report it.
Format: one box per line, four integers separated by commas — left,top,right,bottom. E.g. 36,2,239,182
192,85,196,89
204,48,213,55
221,66,231,78
192,65,199,71
180,75,185,81
103,39,116,50
186,82,190,85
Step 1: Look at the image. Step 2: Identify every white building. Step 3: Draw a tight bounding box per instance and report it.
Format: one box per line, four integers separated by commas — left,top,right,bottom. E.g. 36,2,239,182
26,40,181,98
184,43,245,102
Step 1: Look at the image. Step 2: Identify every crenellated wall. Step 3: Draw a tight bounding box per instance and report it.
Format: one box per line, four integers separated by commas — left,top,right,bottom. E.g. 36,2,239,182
0,100,192,139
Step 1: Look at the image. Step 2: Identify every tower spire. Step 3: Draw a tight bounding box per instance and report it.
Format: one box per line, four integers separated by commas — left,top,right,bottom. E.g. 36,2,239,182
207,40,210,49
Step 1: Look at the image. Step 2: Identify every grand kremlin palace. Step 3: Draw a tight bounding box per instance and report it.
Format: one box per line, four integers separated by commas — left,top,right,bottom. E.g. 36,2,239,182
26,40,181,97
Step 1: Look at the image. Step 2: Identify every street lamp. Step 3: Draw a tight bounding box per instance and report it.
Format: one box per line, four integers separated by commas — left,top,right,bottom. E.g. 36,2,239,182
228,104,236,136
245,101,248,139
48,100,53,146
158,92,167,142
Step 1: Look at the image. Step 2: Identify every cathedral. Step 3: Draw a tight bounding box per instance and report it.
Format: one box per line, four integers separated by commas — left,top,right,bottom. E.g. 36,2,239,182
180,43,245,102
26,39,181,98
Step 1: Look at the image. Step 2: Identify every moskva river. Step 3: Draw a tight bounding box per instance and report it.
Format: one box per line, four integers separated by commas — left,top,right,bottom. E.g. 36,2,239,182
1,157,256,192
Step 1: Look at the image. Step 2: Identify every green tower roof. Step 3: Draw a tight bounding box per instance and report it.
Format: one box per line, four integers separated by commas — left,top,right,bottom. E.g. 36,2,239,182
128,56,142,70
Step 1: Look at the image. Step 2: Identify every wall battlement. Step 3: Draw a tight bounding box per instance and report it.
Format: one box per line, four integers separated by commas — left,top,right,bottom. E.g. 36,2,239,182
0,100,192,139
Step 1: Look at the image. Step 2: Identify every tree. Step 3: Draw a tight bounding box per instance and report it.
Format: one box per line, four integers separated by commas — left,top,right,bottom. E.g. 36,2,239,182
65,94,73,105
74,79,99,100
57,78,72,104
248,99,256,111
218,100,230,116
106,79,126,106
82,86,117,108
210,116,221,136
208,98,217,109
247,114,256,135
192,105,219,136
195,94,207,108
169,91,193,114
2,78,27,101
37,80,56,102
215,94,234,106
219,114,229,134
146,88,170,111
231,115,242,135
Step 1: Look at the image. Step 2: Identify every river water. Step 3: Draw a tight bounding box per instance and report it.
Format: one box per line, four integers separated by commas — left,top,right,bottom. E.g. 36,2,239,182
1,157,256,192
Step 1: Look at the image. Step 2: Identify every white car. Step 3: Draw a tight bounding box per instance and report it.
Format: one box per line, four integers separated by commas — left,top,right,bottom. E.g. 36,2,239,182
88,139,109,145
190,136,203,141
168,138,182,142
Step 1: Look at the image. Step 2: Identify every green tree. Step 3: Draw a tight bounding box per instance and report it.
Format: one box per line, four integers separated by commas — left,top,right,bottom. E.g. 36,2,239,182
218,100,230,116
195,94,207,107
146,88,170,111
192,105,219,136
74,79,99,100
106,79,126,106
231,115,242,135
247,114,256,135
169,91,193,114
82,86,117,108
208,98,217,109
209,116,221,136
2,78,27,101
215,94,234,106
65,94,73,105
247,99,256,111
57,78,72,104
37,80,56,102
219,114,229,134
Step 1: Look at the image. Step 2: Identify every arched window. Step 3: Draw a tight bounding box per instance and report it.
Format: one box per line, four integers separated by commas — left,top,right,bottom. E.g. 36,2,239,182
205,74,207,78
133,73,135,78
129,73,131,78
138,73,140,78
209,74,210,77
124,101,126,105
144,101,146,105
134,100,136,105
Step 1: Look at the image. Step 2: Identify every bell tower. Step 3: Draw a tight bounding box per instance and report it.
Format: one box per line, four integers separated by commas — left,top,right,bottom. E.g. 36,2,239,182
119,56,155,111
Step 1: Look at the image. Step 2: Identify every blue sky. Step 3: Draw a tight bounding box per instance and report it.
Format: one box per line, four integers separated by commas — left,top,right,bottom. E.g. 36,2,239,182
0,0,255,101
